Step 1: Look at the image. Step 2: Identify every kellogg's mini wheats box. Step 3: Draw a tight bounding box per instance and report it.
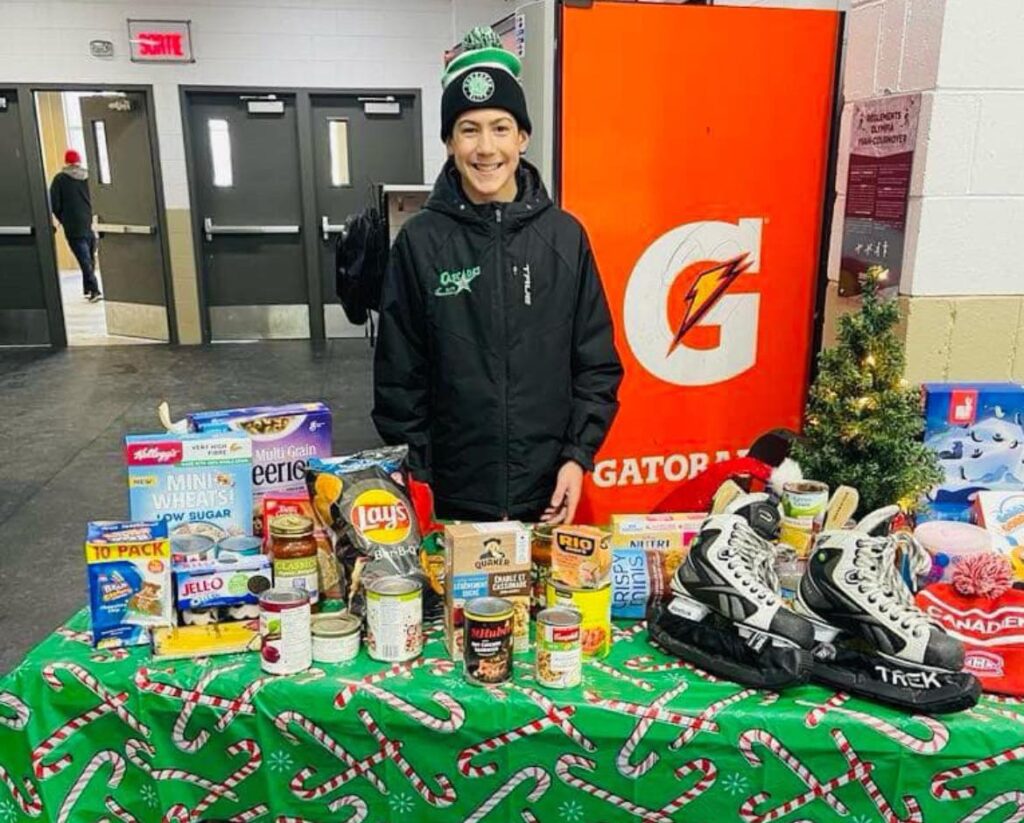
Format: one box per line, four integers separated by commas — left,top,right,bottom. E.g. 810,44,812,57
126,431,252,541
188,402,332,534
86,520,173,648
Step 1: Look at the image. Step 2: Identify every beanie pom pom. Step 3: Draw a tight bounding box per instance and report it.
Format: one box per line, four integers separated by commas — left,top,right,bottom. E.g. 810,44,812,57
462,26,503,51
952,552,1014,599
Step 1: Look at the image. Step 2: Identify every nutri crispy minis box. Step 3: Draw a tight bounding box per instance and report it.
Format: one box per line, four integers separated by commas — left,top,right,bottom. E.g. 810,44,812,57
86,520,172,648
188,402,332,534
126,431,252,541
444,522,531,657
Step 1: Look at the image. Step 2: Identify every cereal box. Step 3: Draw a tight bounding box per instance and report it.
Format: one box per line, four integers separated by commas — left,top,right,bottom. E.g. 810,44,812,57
551,525,611,589
610,514,703,618
262,494,341,601
973,491,1024,579
126,431,252,541
444,522,531,657
86,520,173,648
188,403,332,534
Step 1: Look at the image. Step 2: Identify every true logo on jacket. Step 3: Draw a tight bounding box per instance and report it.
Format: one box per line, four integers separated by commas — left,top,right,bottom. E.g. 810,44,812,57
435,265,481,297
623,218,763,386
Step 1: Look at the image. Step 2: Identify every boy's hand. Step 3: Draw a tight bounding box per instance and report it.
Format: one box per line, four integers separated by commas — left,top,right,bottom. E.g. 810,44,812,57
541,461,585,525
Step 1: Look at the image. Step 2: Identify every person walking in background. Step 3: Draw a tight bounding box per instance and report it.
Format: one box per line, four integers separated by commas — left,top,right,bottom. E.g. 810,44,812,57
49,149,101,302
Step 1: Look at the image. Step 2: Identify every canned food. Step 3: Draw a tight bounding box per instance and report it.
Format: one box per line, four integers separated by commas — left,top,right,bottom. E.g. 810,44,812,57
365,577,422,663
464,597,514,685
259,589,311,675
535,607,582,689
545,580,611,660
171,535,216,568
311,613,361,664
780,481,830,557
217,536,263,559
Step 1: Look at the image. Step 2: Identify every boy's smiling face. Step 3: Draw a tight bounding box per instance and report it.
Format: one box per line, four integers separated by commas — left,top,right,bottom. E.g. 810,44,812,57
447,109,529,204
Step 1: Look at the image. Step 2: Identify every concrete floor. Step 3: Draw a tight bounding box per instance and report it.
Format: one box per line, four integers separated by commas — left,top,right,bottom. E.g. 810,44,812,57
0,340,378,675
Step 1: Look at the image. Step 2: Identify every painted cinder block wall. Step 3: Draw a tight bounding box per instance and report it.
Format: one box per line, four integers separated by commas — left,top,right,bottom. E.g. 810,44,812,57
824,0,1024,382
0,0,512,343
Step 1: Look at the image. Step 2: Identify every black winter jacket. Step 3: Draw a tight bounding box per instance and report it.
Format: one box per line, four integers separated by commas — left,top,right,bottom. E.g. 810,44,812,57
49,167,93,238
372,159,623,520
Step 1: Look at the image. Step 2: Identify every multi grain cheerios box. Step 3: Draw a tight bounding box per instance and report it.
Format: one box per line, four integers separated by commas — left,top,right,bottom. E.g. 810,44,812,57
86,520,173,648
188,403,332,535
126,431,252,541
444,522,531,658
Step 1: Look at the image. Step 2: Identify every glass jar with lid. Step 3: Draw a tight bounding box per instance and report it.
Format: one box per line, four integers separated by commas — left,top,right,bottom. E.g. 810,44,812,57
269,514,320,606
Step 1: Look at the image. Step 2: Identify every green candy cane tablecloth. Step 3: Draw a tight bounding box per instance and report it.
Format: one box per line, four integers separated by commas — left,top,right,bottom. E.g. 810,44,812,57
1,611,1023,822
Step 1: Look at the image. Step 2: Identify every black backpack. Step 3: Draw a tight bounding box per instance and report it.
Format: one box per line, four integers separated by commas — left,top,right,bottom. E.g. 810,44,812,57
335,205,389,329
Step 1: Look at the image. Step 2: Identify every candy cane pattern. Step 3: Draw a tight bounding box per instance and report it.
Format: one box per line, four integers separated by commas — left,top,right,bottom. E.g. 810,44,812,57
799,692,950,754
956,792,1024,823
464,766,550,823
105,796,139,822
32,690,132,779
589,660,654,692
56,750,125,823
161,739,262,823
125,738,239,801
359,708,456,807
623,654,691,674
44,662,149,739
931,744,1024,801
583,688,713,742
335,681,465,733
458,685,595,778
0,763,42,818
610,681,689,779
738,728,921,823
327,794,369,819
555,754,714,821
0,692,30,730
670,688,757,751
275,710,391,799
613,621,648,642
90,648,130,663
227,806,269,823
56,627,92,645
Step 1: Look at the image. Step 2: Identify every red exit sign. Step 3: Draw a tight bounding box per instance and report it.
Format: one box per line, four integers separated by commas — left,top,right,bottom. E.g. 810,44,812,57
128,19,193,63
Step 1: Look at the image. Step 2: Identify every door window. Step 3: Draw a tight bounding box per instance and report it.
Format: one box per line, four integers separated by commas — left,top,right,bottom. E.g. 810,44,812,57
93,121,112,184
208,118,233,187
328,119,350,187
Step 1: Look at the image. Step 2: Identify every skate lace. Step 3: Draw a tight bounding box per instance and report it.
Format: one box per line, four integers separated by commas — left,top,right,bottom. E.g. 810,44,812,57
853,535,932,637
725,521,780,603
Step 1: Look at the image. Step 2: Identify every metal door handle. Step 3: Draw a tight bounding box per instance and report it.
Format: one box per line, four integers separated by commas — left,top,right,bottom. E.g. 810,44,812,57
204,217,300,242
0,226,32,236
95,222,154,235
321,215,346,242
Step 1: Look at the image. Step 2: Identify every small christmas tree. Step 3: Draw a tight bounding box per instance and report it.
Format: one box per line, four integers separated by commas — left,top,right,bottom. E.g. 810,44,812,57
792,266,942,514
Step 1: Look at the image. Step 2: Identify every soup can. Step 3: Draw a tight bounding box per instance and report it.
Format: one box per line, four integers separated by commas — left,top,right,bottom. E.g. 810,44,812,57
780,480,829,557
535,607,582,689
171,534,216,568
311,613,362,664
365,577,422,663
545,580,611,660
217,535,263,560
464,597,515,686
259,589,311,675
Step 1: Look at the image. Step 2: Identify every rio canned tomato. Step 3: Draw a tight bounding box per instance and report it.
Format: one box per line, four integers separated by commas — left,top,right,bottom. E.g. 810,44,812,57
545,580,611,660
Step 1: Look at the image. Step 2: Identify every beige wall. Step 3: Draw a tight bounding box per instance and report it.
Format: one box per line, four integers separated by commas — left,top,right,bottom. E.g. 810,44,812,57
35,92,77,272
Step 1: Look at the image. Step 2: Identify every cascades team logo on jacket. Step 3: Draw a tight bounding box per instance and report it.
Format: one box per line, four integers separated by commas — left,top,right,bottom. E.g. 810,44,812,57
623,218,764,386
435,265,481,297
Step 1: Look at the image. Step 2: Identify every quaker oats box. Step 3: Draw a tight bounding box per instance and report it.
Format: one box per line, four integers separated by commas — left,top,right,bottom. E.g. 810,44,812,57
444,522,531,658
126,431,252,541
86,520,172,648
188,402,333,535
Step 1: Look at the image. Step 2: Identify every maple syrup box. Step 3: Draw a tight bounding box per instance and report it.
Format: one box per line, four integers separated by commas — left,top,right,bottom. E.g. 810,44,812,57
444,522,531,658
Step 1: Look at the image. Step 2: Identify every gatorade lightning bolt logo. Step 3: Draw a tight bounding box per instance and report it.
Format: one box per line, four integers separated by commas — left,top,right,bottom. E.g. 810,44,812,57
670,254,754,354
351,489,412,544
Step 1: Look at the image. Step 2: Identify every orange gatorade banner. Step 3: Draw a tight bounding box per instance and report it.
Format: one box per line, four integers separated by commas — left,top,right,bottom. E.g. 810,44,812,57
561,2,841,523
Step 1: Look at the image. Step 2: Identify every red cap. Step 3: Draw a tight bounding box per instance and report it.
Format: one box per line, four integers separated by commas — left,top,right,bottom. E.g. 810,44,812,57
64,149,81,165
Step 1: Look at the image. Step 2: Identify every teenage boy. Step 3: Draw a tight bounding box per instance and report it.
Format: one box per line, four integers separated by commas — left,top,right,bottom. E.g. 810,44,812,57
50,149,101,302
373,29,622,524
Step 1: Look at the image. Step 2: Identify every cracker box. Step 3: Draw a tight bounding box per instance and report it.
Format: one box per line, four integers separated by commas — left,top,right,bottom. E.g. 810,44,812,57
189,403,332,534
174,555,272,612
973,491,1024,579
444,522,531,657
610,514,703,618
126,431,253,541
920,383,1024,522
152,621,260,660
551,525,611,589
86,520,173,648
262,494,341,600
